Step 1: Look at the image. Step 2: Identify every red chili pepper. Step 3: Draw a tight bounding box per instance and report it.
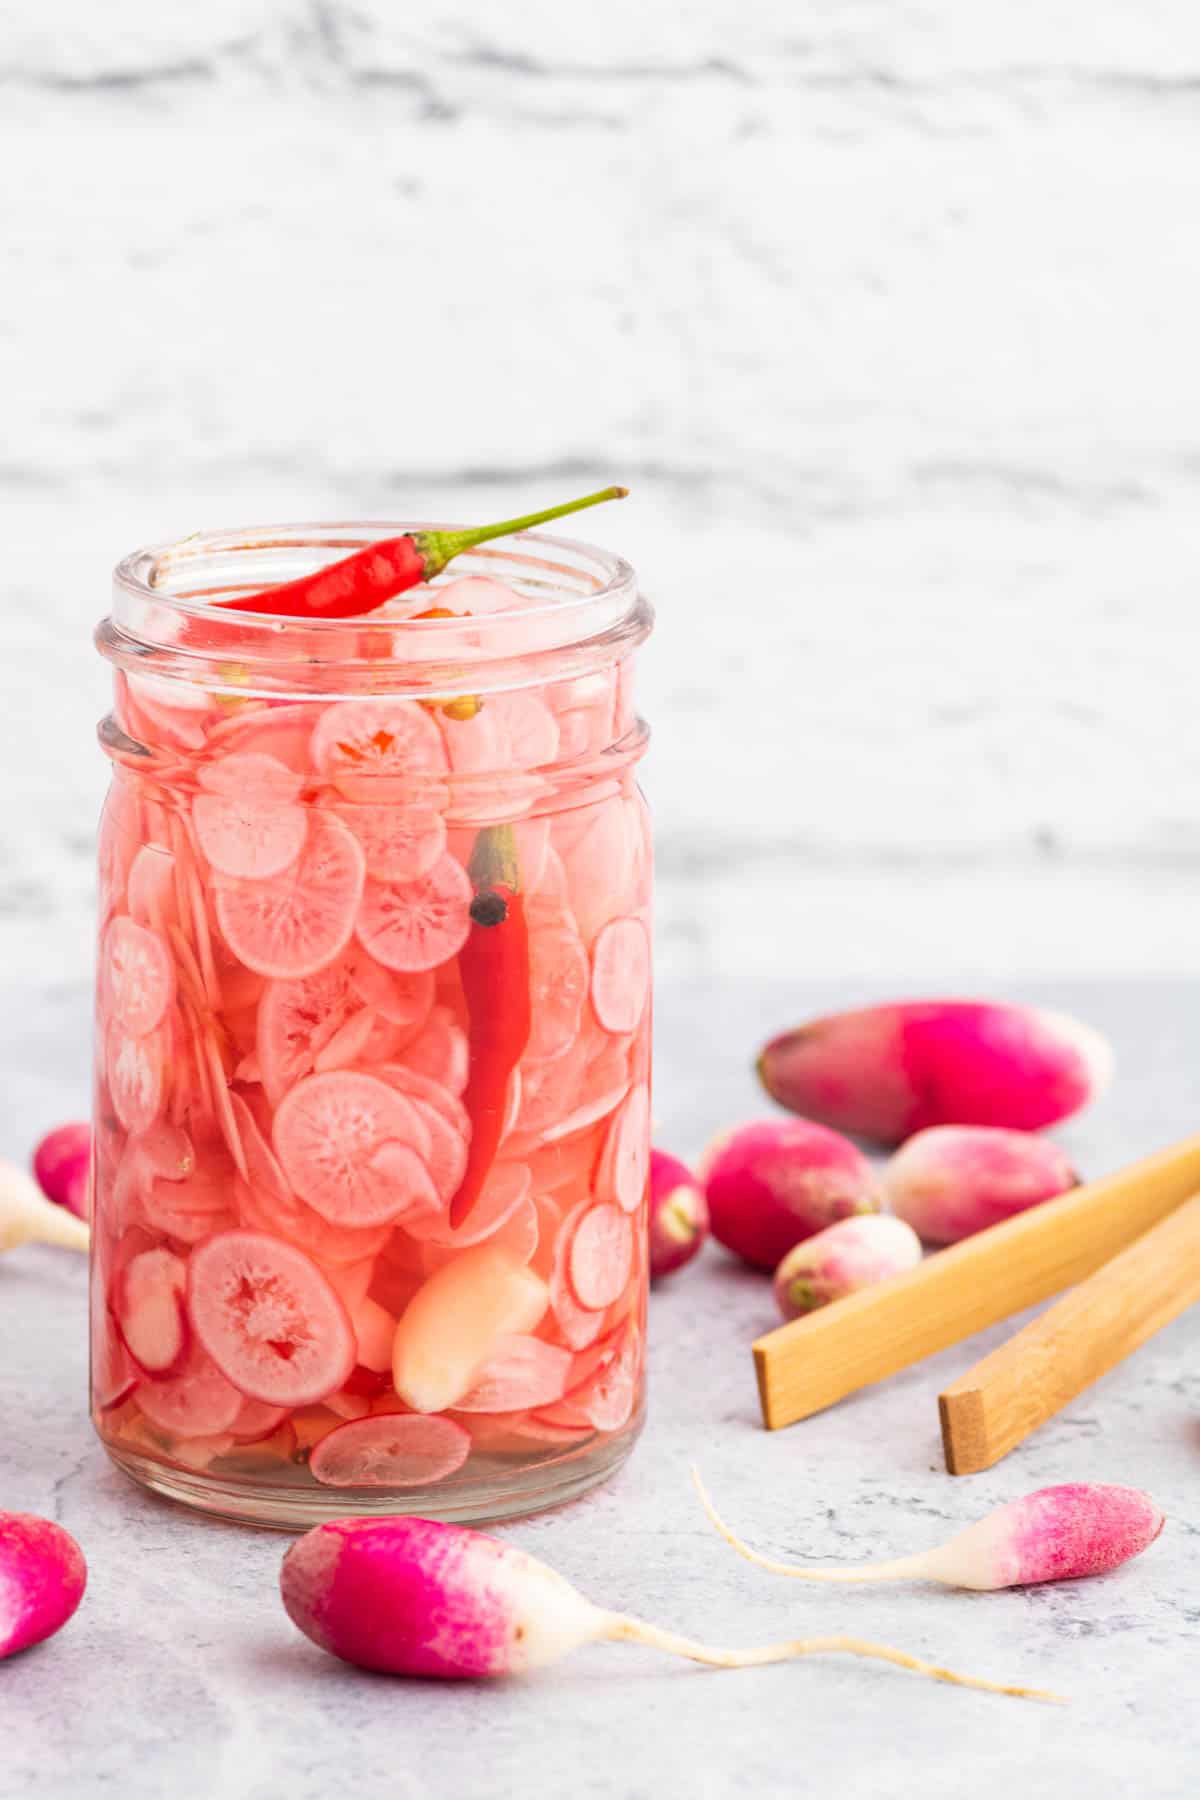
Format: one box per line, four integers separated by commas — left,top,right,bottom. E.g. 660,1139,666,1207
216,487,627,621
448,826,532,1229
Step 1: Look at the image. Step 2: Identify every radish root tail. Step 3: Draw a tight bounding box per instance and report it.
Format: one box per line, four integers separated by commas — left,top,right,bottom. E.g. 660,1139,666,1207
690,1465,919,1585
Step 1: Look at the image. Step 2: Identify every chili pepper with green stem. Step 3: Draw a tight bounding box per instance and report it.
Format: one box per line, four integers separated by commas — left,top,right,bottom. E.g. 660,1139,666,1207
216,488,628,621
448,826,532,1229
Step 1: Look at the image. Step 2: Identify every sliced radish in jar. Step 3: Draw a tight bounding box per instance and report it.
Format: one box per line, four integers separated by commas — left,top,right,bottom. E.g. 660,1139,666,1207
332,802,448,883
309,1413,470,1488
568,1203,635,1311
590,917,650,1035
107,1019,167,1134
188,1230,357,1407
113,1247,189,1376
393,1006,469,1095
206,700,324,771
311,699,448,801
392,1245,549,1415
102,917,176,1038
456,1335,572,1413
215,812,365,980
375,1064,470,1138
193,753,308,880
574,1331,639,1432
136,1341,245,1438
550,1199,608,1351
93,1319,139,1411
355,856,472,975
402,1161,530,1248
127,844,177,931
273,1070,438,1228
486,692,560,769
346,954,435,1033
347,1294,397,1373
256,958,360,1107
599,1083,650,1214
230,1398,291,1444
525,925,590,1062
403,1098,467,1203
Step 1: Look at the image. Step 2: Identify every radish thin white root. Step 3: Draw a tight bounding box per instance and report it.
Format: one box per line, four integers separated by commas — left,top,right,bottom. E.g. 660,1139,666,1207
692,1466,932,1586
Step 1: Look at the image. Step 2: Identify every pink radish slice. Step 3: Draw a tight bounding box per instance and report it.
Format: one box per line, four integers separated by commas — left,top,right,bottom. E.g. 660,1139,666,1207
311,699,448,798
193,755,308,880
256,958,362,1108
127,844,177,930
575,1331,639,1432
310,1413,470,1488
273,1070,437,1228
206,701,324,772
525,925,590,1062
394,1006,469,1095
237,1175,392,1270
113,1248,189,1376
98,781,140,916
107,1020,167,1134
516,1041,587,1136
375,1064,470,1139
215,812,365,980
142,1162,234,1244
333,802,447,883
311,1007,384,1073
346,955,435,1033
189,1231,357,1407
347,1294,397,1373
568,1204,634,1311
405,1098,468,1202
486,692,560,768
326,1390,372,1421
102,917,176,1038
402,1161,530,1248
456,1336,572,1413
355,855,472,975
136,1341,245,1437
598,1083,650,1214
550,1198,608,1351
590,917,650,1034
93,1320,139,1410
231,1398,291,1444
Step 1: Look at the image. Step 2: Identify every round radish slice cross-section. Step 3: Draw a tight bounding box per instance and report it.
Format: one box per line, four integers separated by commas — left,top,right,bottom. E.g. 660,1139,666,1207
107,1019,167,1135
549,1197,608,1351
576,1331,639,1432
309,1413,470,1488
193,753,308,880
273,1070,439,1228
102,917,176,1038
311,699,448,801
355,854,472,974
112,1247,189,1376
591,917,650,1034
568,1203,634,1310
214,811,365,980
188,1231,357,1407
455,1335,572,1413
599,1082,650,1214
525,924,590,1062
136,1341,245,1438
402,1161,530,1248
332,802,447,884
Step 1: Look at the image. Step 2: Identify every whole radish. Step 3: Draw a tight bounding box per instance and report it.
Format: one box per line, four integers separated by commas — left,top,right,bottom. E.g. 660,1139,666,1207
758,1000,1113,1145
649,1149,709,1278
883,1126,1078,1245
693,1472,1163,1591
701,1119,878,1270
32,1122,91,1220
280,1516,1057,1701
0,1514,87,1659
0,1157,89,1254
773,1214,921,1319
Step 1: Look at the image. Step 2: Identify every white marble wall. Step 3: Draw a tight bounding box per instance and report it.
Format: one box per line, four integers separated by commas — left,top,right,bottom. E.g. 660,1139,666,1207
5,4,1200,986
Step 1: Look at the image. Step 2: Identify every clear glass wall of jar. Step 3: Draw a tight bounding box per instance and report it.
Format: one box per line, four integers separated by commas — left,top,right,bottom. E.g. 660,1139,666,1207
92,523,652,1527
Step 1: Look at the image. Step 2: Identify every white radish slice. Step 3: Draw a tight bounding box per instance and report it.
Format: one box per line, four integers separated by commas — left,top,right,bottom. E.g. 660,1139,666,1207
455,1336,573,1413
188,1230,357,1407
392,1245,549,1415
136,1342,244,1438
112,1248,189,1376
598,1084,650,1214
590,917,650,1035
310,1413,470,1488
101,917,176,1038
273,1070,437,1229
355,856,472,975
568,1204,634,1311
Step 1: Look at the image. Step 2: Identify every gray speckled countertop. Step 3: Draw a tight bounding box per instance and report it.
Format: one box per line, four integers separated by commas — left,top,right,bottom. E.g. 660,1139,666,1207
4,977,1197,1799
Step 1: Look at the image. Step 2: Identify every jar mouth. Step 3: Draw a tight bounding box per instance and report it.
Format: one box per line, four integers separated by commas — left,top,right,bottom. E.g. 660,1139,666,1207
101,520,650,702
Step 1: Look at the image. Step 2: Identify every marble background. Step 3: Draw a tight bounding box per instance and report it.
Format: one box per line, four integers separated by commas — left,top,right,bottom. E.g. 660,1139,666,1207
4,2,1200,998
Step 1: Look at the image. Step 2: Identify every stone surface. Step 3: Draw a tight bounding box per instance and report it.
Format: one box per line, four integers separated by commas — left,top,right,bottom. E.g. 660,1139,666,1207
3,974,1196,1797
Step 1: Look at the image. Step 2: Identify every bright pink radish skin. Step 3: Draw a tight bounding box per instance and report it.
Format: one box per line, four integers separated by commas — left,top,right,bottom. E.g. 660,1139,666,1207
280,1516,1057,1700
648,1149,709,1279
694,1473,1164,1591
33,1122,91,1220
701,1120,878,1270
0,1513,87,1659
883,1126,1078,1245
773,1214,921,1319
758,1000,1113,1145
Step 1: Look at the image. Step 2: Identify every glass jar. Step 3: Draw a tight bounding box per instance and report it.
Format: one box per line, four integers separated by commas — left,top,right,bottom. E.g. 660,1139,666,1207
92,521,652,1528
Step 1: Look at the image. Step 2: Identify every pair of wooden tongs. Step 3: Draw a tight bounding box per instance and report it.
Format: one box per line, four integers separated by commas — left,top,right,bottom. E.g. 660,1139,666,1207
752,1133,1200,1472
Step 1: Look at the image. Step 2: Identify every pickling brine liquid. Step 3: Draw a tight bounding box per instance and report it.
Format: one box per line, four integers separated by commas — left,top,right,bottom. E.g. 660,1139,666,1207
92,528,653,1526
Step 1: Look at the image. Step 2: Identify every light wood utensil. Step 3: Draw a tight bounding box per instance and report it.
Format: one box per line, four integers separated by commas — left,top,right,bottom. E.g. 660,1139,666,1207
752,1131,1200,1432
938,1189,1200,1473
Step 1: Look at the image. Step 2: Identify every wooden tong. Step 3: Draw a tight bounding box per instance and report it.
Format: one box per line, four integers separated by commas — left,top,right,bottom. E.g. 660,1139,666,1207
753,1132,1200,1465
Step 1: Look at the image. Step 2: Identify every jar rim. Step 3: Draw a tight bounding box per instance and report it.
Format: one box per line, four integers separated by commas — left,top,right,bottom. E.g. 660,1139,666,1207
102,520,650,701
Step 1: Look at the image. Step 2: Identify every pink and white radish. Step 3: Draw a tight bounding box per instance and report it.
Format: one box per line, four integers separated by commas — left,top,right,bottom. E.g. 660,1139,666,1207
693,1473,1163,1590
279,1516,1057,1700
648,1148,709,1278
32,1122,91,1220
112,1246,189,1375
701,1120,878,1270
758,1000,1113,1145
773,1214,921,1319
0,1513,87,1660
0,1158,89,1254
883,1126,1079,1244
